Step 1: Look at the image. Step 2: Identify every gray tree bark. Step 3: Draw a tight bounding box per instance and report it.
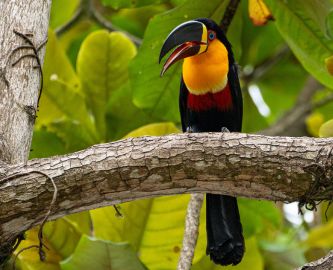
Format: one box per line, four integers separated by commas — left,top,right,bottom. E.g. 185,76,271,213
0,0,52,263
1,133,333,246
0,0,51,164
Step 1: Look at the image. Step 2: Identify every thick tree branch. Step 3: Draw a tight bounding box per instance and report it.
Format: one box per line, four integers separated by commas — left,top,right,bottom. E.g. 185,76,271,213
296,251,333,270
0,133,333,246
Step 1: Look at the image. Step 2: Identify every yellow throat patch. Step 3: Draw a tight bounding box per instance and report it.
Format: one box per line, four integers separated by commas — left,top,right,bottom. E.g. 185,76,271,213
182,39,229,95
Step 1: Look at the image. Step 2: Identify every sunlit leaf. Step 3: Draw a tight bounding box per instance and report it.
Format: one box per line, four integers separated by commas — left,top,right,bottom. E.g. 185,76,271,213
13,228,61,270
124,122,179,138
192,237,264,270
60,236,146,270
265,0,333,89
319,119,333,137
306,112,325,137
38,30,96,141
305,218,333,248
77,30,137,139
248,0,273,26
325,55,333,76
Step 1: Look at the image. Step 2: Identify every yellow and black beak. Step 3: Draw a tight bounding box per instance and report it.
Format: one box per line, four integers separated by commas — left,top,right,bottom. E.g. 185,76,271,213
159,20,208,76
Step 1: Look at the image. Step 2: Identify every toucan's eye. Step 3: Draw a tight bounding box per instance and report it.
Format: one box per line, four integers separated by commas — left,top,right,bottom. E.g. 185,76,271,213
208,32,215,40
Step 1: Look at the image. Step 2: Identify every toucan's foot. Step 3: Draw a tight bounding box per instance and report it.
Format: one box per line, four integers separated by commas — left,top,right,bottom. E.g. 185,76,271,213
221,127,230,133
186,126,194,133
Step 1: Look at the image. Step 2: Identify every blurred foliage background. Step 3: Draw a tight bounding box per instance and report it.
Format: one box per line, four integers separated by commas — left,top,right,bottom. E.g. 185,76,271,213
5,0,333,269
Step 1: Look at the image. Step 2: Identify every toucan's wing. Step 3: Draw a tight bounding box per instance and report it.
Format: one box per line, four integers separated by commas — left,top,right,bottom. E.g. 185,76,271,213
228,63,243,132
179,76,189,132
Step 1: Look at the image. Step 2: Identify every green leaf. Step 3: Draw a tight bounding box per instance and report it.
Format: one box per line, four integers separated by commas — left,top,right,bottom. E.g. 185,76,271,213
242,91,268,133
192,237,264,270
77,30,137,139
50,0,80,30
101,0,166,9
319,119,333,137
49,120,97,152
30,128,66,159
39,30,96,140
106,83,154,140
60,236,146,270
238,199,282,238
91,195,200,269
130,0,231,123
265,0,333,89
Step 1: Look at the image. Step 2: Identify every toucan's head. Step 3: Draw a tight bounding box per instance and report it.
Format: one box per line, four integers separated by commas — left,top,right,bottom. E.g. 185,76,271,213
159,18,234,95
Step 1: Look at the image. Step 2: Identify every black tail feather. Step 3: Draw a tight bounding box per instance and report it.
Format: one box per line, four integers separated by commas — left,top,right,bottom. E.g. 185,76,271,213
206,194,245,266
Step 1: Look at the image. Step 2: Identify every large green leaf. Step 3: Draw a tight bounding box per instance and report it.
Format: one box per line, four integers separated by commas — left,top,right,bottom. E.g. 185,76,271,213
238,199,282,238
265,0,333,89
106,83,155,140
123,122,179,138
305,218,333,248
60,236,146,270
130,0,243,123
38,30,96,140
77,30,137,140
192,237,264,270
30,128,66,159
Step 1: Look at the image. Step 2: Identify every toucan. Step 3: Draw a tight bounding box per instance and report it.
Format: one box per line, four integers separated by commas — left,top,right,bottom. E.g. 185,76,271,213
159,18,244,266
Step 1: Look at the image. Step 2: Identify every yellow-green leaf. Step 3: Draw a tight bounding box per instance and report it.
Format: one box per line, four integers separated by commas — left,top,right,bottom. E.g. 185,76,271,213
304,218,333,248
319,119,333,137
38,30,97,142
192,237,264,270
60,236,146,270
124,122,179,138
77,30,137,139
306,112,325,137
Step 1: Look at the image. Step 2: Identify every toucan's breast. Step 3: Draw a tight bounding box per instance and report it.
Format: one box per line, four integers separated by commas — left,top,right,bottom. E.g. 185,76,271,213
182,39,229,95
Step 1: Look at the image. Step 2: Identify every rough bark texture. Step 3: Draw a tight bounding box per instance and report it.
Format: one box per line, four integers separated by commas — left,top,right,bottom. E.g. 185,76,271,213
0,0,51,164
296,251,333,270
1,132,333,245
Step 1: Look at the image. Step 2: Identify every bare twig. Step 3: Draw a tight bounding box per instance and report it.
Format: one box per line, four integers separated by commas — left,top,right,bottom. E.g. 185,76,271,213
55,1,84,35
220,0,241,32
177,194,204,270
89,1,142,46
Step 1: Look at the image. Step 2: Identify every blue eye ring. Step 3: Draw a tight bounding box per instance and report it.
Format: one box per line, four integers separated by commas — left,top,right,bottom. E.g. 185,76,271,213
208,32,215,40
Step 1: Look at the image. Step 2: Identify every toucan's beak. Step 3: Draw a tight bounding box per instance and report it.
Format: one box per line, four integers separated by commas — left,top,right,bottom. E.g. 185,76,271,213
159,21,208,76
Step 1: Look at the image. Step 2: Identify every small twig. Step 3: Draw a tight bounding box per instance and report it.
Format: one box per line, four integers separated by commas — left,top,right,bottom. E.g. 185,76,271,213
177,194,204,270
55,1,84,35
113,205,123,217
220,0,241,32
89,0,142,46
